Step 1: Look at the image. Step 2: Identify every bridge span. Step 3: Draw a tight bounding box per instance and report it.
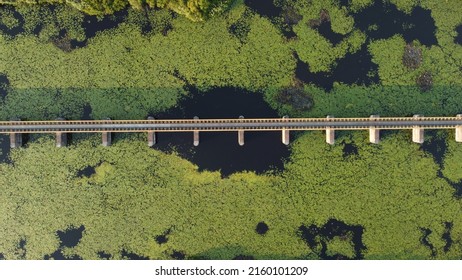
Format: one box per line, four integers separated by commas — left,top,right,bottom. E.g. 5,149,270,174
4,114,462,148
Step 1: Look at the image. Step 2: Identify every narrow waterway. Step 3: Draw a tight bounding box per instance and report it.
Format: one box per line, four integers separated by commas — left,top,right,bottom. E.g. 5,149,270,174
154,87,290,177
0,135,11,163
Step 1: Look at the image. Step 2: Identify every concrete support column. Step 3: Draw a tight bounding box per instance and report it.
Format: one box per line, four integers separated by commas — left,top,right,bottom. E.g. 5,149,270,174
456,114,462,143
55,118,67,147
326,115,335,145
412,114,424,144
282,115,290,145
56,132,67,147
193,116,199,146
238,115,245,146
147,116,156,147
9,133,22,149
9,119,22,148
369,115,380,144
102,118,112,147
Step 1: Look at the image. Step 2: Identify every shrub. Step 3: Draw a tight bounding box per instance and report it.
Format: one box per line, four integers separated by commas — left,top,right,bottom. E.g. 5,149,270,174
282,6,302,25
51,35,73,52
275,85,314,111
402,43,422,69
228,9,252,42
308,9,330,27
416,71,433,92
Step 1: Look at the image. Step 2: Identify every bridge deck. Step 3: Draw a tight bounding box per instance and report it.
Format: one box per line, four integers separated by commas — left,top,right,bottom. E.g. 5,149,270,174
1,117,462,133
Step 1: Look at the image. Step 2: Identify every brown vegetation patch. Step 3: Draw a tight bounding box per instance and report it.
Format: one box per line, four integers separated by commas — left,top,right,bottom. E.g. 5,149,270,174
416,71,432,91
402,43,422,69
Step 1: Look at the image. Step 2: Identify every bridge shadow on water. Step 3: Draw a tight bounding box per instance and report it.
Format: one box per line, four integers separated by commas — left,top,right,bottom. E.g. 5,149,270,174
154,87,290,177
0,135,12,164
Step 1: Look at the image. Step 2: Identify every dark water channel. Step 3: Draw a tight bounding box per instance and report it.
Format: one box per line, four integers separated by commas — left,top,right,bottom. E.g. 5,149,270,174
0,74,11,163
420,221,453,257
419,131,462,198
121,250,149,260
352,2,437,46
315,20,344,45
244,0,281,19
81,104,93,120
77,165,96,177
256,222,269,235
342,141,358,158
0,5,128,50
70,9,129,49
295,44,379,91
420,228,436,257
295,1,435,90
57,225,85,248
0,88,290,178
154,87,290,177
0,74,9,99
44,225,85,260
456,25,462,45
442,222,453,253
299,219,366,260
0,8,24,36
244,0,436,91
0,135,11,163
420,130,447,167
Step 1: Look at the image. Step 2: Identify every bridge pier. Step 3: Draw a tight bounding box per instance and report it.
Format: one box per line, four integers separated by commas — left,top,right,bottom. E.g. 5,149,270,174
456,114,462,143
102,132,112,147
9,119,22,148
282,116,290,145
326,115,335,145
10,133,22,148
369,115,380,144
238,116,245,146
55,132,67,147
193,116,199,146
102,118,112,147
147,116,156,147
55,118,67,147
412,114,424,144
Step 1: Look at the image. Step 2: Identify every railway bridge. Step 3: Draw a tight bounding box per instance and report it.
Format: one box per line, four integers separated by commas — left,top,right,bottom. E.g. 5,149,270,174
4,115,462,148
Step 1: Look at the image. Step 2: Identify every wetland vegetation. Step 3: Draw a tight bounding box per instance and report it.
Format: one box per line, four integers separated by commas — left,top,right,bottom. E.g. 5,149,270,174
0,0,461,260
